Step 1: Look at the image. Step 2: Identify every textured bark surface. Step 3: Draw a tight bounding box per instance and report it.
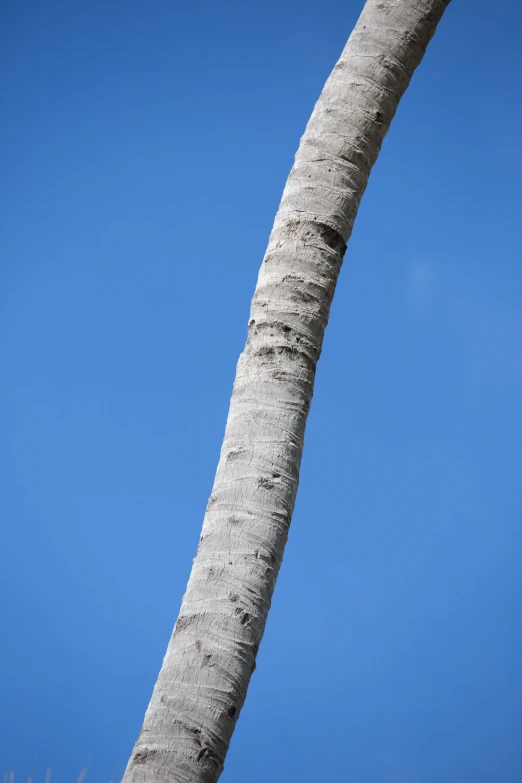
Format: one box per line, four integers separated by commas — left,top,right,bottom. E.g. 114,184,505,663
123,1,451,781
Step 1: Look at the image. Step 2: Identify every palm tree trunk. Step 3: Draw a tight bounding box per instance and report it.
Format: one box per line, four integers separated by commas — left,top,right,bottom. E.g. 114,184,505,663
123,1,451,781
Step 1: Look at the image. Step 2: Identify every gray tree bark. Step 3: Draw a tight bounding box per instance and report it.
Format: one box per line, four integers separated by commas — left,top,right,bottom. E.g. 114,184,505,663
122,1,451,781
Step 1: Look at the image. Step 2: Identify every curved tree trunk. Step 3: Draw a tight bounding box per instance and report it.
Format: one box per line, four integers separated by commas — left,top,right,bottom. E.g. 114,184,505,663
123,1,451,781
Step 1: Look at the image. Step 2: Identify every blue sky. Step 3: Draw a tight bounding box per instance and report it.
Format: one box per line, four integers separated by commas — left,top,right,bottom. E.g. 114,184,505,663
2,1,522,781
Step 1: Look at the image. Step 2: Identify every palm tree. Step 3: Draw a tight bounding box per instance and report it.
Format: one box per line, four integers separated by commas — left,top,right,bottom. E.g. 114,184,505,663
123,1,452,781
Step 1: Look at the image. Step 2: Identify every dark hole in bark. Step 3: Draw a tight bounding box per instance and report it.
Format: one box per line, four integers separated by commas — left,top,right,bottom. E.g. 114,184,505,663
228,705,236,718
190,727,202,746
314,221,347,255
291,289,315,304
175,615,193,632
133,749,157,765
196,746,220,766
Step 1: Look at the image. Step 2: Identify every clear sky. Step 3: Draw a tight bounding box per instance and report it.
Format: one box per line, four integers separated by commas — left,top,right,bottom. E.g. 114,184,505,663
2,1,522,781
